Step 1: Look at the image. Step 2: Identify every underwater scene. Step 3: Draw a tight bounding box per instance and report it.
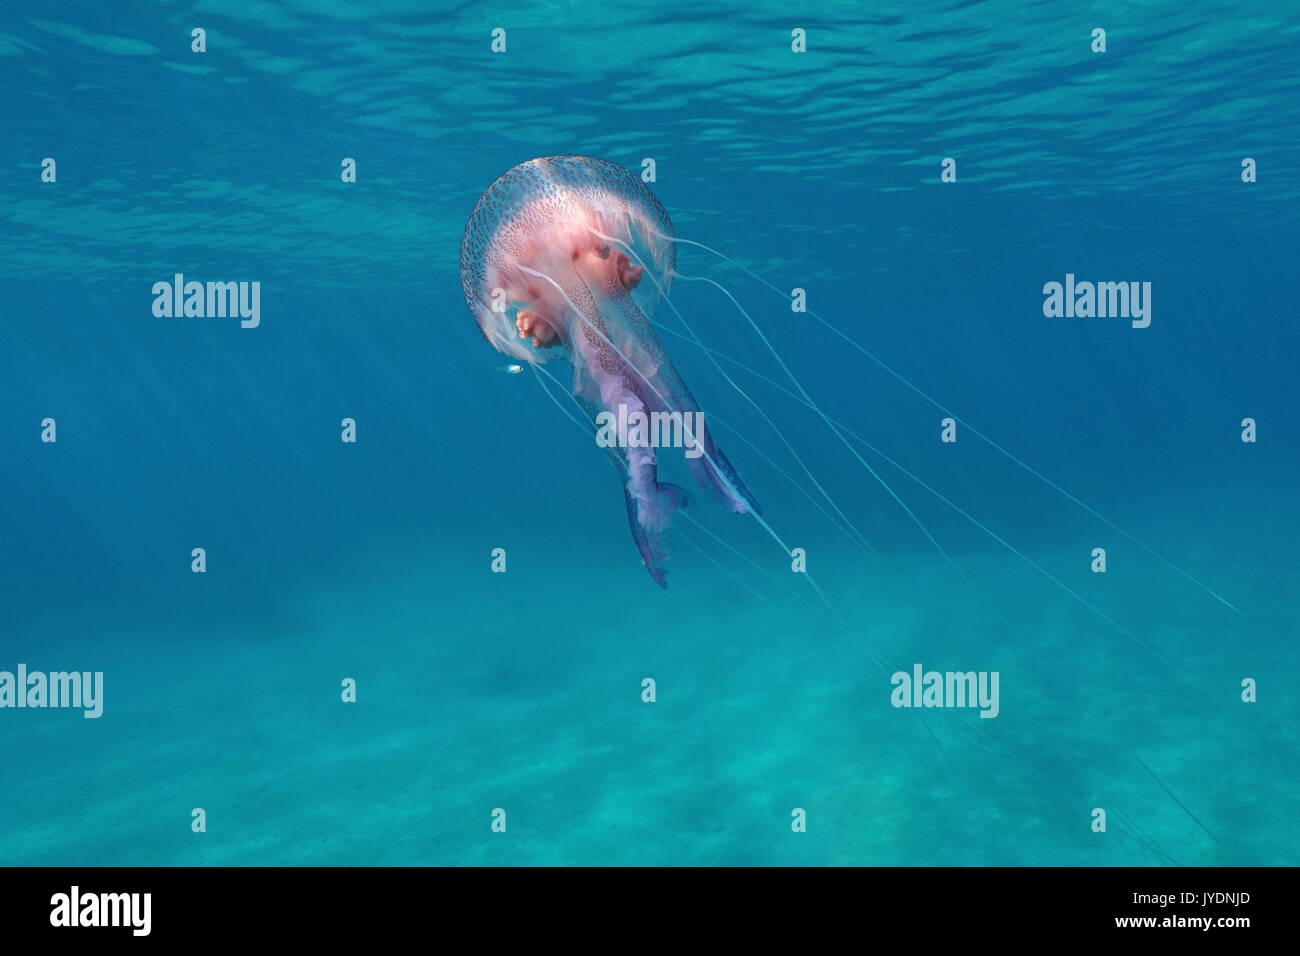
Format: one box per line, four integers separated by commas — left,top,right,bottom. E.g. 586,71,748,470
0,0,1297,867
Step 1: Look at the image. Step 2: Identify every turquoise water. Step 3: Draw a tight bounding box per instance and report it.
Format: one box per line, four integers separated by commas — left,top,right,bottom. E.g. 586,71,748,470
1,1,1297,866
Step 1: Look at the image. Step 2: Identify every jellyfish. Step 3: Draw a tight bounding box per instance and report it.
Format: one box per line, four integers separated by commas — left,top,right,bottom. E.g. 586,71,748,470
461,155,1240,620
460,155,760,587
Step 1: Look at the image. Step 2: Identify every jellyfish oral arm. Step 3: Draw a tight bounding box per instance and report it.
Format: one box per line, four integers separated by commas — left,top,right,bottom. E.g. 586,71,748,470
520,260,773,587
515,309,560,349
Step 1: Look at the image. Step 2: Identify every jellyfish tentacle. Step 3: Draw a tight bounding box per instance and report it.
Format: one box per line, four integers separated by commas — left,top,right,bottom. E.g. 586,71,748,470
592,266,760,517
541,327,879,572
648,316,1187,675
532,360,1191,862
670,269,1026,642
594,242,884,563
699,407,890,568
588,226,895,566
719,277,1035,657
521,261,698,587
653,229,1244,621
520,261,826,598
532,361,683,588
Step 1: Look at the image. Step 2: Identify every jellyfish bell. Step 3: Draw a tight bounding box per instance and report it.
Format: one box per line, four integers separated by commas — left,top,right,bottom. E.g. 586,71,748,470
460,155,759,586
459,155,670,363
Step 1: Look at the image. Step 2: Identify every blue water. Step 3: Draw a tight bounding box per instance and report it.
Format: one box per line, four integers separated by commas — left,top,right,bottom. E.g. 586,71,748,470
1,1,1297,866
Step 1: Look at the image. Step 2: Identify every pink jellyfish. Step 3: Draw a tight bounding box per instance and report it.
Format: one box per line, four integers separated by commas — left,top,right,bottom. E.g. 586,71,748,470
460,155,759,586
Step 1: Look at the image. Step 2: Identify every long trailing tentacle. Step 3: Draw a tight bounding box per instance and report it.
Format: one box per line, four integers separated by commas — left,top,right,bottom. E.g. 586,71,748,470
589,225,889,568
653,229,1246,620
529,358,1189,865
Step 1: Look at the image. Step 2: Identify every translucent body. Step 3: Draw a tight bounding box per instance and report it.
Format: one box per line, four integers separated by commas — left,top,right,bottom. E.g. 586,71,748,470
460,156,757,586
